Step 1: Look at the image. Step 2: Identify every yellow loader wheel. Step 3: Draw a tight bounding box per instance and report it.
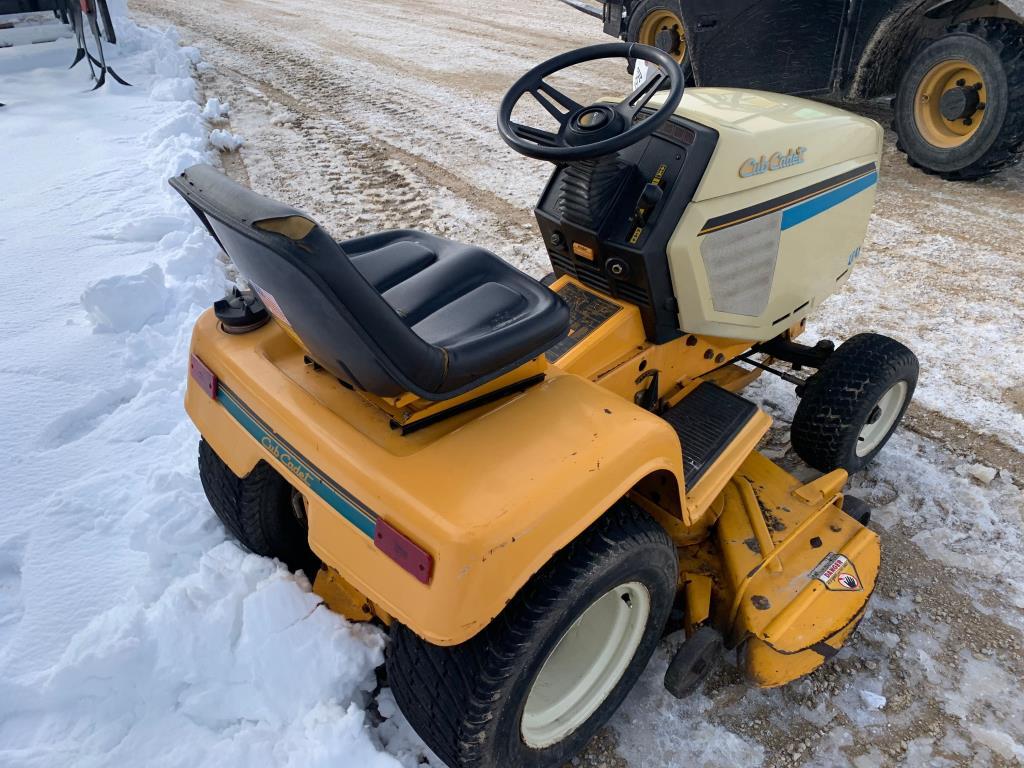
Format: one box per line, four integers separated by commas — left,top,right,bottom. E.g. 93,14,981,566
893,18,1024,180
386,502,677,768
791,334,918,474
628,0,687,63
198,439,320,577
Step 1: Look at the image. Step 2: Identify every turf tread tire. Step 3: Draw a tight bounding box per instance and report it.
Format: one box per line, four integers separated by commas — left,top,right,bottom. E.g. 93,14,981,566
198,439,318,575
791,334,918,474
893,18,1024,180
387,503,677,768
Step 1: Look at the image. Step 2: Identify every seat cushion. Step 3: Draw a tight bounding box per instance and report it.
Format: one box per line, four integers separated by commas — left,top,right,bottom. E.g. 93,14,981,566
343,230,569,393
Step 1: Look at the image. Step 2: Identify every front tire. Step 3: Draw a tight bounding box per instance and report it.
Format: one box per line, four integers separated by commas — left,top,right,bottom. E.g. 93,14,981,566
893,19,1024,180
791,334,918,474
387,503,677,768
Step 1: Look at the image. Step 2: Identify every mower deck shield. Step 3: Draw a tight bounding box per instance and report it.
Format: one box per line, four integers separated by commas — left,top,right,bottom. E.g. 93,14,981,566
714,452,880,686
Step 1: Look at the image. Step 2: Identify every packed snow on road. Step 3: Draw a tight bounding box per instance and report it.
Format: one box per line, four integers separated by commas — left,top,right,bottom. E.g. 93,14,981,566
1,2,1022,767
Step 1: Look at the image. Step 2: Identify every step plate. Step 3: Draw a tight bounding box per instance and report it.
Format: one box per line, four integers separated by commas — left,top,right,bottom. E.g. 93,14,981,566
662,382,759,488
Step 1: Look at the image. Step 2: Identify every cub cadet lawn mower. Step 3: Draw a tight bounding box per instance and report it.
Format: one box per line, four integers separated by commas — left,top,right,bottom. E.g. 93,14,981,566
174,43,918,768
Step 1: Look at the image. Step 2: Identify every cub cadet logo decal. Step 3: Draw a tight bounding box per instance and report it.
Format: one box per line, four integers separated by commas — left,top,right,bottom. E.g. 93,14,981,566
810,552,864,592
260,435,313,484
215,383,378,538
740,147,807,178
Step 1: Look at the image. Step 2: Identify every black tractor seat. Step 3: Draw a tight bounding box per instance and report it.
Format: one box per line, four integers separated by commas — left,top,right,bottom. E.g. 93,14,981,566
170,165,569,400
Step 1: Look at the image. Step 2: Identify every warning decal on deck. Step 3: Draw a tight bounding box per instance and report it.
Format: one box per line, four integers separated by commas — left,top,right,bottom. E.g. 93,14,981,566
809,552,863,592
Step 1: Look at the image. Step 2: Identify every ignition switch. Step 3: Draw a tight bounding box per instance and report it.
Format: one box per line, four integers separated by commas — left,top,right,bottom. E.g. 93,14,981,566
605,257,630,279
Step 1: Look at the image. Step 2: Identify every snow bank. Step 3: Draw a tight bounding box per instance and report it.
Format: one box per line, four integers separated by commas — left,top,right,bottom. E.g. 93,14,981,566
0,8,412,768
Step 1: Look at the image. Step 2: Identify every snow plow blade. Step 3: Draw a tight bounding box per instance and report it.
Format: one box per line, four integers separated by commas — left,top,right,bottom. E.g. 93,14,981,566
714,453,880,687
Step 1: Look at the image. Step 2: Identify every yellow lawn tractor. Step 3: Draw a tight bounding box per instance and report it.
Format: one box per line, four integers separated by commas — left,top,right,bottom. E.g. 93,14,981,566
173,43,918,768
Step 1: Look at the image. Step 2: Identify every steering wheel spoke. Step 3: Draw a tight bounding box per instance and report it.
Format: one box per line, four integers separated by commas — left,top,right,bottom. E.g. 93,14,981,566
529,81,584,126
622,70,668,118
510,122,559,147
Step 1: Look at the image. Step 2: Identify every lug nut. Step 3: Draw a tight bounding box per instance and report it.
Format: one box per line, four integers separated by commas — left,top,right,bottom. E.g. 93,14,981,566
956,78,966,86
973,82,983,90
978,102,986,110
964,117,973,126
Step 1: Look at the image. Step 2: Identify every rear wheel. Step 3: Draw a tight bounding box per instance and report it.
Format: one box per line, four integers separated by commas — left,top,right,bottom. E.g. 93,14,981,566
198,439,320,577
893,19,1024,180
386,503,677,768
791,334,918,474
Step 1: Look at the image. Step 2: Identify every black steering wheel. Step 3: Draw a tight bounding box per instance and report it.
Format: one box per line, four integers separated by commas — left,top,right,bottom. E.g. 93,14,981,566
498,43,685,162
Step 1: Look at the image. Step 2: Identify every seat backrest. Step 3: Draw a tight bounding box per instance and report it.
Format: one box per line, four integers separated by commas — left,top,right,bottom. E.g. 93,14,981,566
170,165,444,397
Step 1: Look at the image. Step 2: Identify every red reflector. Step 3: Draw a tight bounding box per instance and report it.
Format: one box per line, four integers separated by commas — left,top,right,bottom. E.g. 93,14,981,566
375,519,433,584
189,354,218,399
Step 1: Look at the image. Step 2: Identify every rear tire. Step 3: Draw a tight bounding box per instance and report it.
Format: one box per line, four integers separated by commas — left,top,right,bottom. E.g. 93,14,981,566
791,334,918,474
198,439,320,577
387,502,677,768
893,19,1024,180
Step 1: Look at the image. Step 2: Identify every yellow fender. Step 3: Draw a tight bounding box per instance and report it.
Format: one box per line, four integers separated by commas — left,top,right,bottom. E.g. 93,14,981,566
187,309,688,645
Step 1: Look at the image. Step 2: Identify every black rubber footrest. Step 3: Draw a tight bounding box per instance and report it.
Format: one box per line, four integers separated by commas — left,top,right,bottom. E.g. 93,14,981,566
661,382,759,489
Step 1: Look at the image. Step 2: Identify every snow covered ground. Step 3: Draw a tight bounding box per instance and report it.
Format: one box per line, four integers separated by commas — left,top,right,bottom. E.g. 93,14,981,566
1,2,1022,767
0,9,431,768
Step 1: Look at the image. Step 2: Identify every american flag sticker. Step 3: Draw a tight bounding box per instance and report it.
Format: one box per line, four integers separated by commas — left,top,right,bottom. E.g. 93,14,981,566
252,283,290,327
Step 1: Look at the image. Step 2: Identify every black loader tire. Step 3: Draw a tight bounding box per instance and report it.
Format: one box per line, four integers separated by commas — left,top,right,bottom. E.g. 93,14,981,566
387,502,678,768
893,18,1024,180
791,334,918,474
198,439,320,576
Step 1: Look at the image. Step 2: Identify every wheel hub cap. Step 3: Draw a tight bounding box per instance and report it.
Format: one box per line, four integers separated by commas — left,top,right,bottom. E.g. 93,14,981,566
655,26,682,56
939,85,980,121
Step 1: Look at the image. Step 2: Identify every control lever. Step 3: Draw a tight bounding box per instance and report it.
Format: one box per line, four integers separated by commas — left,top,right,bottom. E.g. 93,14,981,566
628,182,664,242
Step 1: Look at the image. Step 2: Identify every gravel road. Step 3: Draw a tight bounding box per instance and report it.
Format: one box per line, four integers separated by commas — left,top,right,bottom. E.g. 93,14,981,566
129,1,1024,765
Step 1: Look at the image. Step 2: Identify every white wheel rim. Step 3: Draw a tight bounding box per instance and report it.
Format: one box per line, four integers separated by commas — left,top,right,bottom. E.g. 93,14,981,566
521,582,651,749
856,381,908,457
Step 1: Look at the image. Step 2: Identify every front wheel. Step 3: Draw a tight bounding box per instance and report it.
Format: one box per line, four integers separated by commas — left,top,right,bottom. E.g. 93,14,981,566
893,19,1024,180
386,503,678,768
791,334,918,474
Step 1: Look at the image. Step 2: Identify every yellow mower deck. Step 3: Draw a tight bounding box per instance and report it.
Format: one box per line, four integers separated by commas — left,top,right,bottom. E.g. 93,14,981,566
187,275,878,686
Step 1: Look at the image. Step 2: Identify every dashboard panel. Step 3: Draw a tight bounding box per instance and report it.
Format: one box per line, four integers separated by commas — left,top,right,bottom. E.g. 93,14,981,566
534,114,718,343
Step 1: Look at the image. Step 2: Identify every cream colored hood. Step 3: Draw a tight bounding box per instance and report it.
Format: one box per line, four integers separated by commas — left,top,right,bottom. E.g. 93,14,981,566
649,88,883,201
